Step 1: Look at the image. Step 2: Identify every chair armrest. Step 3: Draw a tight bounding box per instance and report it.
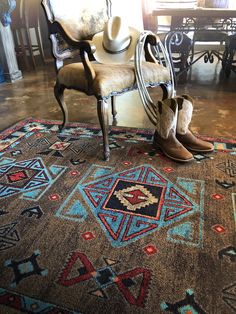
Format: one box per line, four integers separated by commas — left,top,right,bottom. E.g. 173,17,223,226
49,20,96,92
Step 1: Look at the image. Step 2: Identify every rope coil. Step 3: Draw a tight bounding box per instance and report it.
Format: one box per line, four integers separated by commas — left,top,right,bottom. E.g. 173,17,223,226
134,31,175,126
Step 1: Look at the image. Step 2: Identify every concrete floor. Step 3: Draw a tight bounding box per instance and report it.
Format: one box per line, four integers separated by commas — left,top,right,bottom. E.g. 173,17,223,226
0,59,235,139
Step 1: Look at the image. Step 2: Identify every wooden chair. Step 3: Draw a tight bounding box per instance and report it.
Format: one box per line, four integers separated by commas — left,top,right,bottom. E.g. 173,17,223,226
222,33,236,77
190,29,228,64
158,32,192,84
11,0,29,69
41,0,174,161
11,0,45,69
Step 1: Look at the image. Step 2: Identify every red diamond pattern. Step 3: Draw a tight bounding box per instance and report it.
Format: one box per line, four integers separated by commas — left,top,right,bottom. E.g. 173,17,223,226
143,244,158,256
212,193,224,200
49,194,60,201
212,224,226,234
82,232,95,241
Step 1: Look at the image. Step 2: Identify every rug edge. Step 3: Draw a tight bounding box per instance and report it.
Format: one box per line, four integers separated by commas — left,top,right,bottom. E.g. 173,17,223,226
0,117,235,143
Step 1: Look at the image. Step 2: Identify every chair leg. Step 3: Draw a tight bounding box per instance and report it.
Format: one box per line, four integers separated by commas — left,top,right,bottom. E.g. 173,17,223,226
190,38,195,63
225,50,235,77
111,96,117,117
97,99,110,161
25,28,37,69
18,29,30,69
54,81,68,131
35,28,45,65
222,45,229,69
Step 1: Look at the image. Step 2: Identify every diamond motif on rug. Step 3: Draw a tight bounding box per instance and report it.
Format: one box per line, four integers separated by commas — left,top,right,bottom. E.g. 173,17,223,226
80,164,204,247
107,181,160,213
0,157,66,200
0,158,50,197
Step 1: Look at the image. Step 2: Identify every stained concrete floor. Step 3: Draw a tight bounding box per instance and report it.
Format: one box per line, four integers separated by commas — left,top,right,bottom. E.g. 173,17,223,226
0,59,235,139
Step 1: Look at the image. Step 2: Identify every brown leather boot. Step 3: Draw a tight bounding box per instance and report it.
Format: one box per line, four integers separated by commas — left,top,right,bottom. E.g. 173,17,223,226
176,95,214,153
153,98,194,162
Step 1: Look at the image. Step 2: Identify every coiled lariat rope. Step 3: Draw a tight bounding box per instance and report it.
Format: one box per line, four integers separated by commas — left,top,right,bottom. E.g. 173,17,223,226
134,30,175,126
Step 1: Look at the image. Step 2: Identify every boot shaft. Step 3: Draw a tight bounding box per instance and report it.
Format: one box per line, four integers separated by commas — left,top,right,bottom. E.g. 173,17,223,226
155,98,178,139
176,95,193,135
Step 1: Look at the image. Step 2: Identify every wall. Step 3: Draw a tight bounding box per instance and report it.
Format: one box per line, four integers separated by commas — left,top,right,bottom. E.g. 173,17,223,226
229,0,236,8
111,0,144,30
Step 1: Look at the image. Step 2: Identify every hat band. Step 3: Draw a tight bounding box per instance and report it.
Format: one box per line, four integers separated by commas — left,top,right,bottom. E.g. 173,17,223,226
102,36,132,54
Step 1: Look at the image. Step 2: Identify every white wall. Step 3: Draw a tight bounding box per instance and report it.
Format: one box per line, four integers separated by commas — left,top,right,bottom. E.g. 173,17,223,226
229,0,236,8
111,0,144,31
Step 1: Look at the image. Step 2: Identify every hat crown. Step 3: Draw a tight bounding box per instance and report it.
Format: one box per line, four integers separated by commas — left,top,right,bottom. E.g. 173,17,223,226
103,16,131,53
92,15,140,64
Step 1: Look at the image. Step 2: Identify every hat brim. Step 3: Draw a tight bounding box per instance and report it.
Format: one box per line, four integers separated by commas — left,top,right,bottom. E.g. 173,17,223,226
92,27,140,64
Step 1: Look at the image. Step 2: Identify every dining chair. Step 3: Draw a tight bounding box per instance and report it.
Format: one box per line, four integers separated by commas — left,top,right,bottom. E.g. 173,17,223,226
41,0,174,161
222,33,236,77
190,29,228,64
11,0,45,69
159,32,192,84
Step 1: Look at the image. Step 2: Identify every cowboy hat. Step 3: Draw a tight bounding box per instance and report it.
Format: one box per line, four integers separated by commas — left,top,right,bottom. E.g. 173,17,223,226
92,16,140,64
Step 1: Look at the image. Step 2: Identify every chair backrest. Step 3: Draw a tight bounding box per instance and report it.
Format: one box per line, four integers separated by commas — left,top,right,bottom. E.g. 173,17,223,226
41,0,111,69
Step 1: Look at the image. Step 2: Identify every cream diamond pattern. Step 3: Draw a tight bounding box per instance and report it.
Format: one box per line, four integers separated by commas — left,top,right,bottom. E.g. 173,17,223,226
114,184,158,211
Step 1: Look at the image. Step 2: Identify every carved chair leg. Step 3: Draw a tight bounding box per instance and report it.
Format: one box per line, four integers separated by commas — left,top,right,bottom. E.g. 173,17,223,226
54,81,68,131
97,99,110,161
111,96,117,118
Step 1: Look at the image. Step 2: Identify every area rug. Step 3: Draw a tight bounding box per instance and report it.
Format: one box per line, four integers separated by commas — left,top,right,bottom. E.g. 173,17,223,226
0,118,235,314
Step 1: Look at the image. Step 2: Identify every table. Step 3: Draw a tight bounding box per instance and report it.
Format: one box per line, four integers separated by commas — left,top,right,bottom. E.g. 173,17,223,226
152,8,236,82
152,8,236,31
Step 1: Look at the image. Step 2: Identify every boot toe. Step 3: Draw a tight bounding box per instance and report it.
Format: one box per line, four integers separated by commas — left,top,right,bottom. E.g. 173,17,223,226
185,139,214,152
164,146,194,162
153,131,194,163
177,132,214,153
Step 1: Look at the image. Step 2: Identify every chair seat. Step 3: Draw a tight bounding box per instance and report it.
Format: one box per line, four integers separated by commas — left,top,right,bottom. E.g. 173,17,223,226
58,61,170,98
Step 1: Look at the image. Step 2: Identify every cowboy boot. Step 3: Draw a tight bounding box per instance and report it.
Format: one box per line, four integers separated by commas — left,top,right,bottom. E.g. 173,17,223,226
176,94,214,152
153,98,194,162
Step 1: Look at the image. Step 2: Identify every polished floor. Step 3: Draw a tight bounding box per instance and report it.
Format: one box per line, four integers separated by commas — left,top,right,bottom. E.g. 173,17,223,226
0,58,236,139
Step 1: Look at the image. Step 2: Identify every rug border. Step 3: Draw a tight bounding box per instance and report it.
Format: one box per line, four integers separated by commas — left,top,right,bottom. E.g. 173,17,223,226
0,117,33,135
0,117,235,144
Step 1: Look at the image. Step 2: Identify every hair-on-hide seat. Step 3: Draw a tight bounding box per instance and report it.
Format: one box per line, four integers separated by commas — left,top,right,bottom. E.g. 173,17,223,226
41,0,174,161
57,62,170,98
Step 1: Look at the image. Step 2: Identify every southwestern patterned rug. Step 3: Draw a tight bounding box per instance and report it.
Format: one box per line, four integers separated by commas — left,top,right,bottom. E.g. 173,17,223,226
0,118,235,314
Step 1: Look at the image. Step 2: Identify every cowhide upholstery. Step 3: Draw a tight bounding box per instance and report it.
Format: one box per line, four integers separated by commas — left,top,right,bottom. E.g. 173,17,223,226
48,0,109,40
57,61,171,98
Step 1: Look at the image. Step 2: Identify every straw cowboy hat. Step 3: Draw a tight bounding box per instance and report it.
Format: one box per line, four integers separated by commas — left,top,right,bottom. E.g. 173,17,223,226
92,16,140,64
